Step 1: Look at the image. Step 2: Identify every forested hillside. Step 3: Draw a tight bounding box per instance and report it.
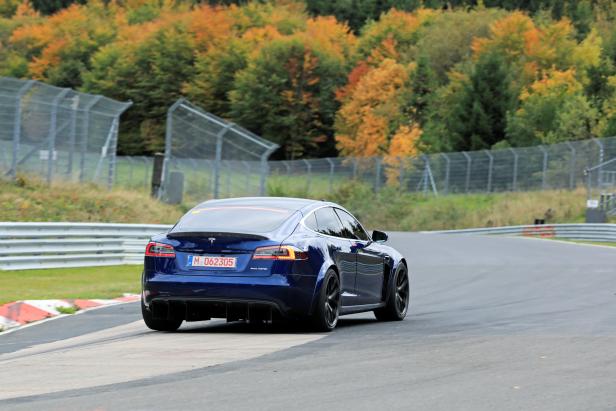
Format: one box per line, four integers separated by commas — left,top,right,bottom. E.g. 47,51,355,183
1,0,615,160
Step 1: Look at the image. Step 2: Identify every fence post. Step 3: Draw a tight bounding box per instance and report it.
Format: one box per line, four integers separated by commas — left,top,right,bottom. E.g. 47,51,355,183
46,88,70,185
462,151,471,193
565,141,576,189
326,158,335,192
592,138,604,187
398,157,405,188
485,149,494,192
10,80,34,179
80,96,102,182
441,153,450,194
66,94,79,177
352,158,358,179
508,148,518,191
539,145,548,190
282,161,291,178
375,157,382,192
107,116,120,190
213,125,231,199
242,161,251,195
259,146,277,196
303,159,312,193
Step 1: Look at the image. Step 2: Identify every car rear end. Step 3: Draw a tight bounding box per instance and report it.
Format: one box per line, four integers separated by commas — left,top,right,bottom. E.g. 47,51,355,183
142,201,319,323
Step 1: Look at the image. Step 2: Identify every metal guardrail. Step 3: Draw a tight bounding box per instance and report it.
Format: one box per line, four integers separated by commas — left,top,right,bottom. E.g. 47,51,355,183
429,223,616,243
0,223,172,270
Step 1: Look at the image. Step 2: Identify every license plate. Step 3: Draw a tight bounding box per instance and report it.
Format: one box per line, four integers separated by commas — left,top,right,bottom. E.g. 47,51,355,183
188,255,236,268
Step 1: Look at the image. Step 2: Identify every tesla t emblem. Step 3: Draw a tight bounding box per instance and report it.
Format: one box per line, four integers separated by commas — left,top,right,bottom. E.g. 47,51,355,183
208,237,216,245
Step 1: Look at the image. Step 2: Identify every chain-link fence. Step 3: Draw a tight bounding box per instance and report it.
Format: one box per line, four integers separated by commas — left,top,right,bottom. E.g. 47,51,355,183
0,77,132,188
115,134,616,202
161,98,279,202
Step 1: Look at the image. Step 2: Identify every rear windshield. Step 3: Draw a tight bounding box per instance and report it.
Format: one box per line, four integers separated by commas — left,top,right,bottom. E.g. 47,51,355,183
171,206,295,234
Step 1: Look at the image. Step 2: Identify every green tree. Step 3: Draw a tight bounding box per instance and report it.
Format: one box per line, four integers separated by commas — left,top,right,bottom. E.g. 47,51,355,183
451,52,514,150
405,53,436,125
230,38,347,159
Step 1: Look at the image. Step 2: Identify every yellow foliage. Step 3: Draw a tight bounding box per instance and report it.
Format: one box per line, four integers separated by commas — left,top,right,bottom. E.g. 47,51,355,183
520,68,581,100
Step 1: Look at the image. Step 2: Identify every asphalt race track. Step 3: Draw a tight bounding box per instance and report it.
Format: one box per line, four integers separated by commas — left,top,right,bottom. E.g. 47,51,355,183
1,233,615,410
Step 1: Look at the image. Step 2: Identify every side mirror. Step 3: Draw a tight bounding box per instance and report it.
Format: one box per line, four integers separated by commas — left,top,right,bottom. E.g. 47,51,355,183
372,230,388,243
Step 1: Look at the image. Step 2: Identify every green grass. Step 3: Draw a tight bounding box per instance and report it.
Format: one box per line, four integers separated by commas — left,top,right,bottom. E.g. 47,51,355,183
0,175,185,224
56,305,79,314
0,265,141,305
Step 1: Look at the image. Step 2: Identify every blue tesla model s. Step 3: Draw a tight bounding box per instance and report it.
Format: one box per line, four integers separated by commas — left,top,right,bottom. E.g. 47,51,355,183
141,197,409,331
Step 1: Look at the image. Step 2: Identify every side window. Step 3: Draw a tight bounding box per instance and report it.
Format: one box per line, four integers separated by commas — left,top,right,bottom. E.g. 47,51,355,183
304,212,318,231
333,209,358,239
314,207,344,238
335,209,369,241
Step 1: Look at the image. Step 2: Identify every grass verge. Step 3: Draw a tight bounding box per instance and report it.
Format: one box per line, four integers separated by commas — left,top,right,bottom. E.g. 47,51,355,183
0,175,184,224
0,265,141,305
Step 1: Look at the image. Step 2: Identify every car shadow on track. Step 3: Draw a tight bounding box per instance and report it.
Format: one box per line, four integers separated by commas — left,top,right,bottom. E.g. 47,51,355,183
172,315,379,335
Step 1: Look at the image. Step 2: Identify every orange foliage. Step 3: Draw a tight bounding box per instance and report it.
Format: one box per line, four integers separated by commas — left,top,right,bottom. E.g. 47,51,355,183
335,58,413,157
384,124,421,185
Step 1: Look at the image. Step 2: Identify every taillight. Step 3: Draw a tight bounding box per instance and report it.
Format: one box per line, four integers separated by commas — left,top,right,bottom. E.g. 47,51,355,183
145,242,175,257
253,245,308,260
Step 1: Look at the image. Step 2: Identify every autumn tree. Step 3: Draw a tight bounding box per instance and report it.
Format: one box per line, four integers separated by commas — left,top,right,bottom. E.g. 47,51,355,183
335,58,419,158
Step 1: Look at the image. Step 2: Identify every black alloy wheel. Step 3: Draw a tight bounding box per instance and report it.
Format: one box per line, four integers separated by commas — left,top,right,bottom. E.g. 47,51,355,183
311,269,340,331
374,264,409,321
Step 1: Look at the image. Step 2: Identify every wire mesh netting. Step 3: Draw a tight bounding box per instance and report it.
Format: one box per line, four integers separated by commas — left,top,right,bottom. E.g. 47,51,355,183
0,77,132,187
162,99,279,202
116,135,616,202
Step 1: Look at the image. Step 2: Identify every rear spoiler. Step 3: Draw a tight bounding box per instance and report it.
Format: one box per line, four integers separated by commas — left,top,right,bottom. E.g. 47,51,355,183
166,231,268,241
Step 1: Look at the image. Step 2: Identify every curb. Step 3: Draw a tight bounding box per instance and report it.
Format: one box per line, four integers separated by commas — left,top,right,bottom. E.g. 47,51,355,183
0,294,140,333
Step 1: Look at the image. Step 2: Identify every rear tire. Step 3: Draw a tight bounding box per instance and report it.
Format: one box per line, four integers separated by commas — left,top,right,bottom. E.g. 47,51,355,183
310,269,340,332
374,264,409,321
141,298,183,332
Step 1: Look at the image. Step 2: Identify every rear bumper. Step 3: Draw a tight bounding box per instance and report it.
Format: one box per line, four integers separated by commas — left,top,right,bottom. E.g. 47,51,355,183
143,272,318,318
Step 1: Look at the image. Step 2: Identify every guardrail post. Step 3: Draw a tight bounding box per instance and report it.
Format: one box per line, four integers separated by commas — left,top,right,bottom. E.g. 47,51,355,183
441,153,450,194
485,149,494,192
9,80,34,180
509,148,518,191
375,157,382,193
326,157,335,192
462,152,471,193
540,145,548,190
565,141,576,189
303,159,312,193
47,88,70,185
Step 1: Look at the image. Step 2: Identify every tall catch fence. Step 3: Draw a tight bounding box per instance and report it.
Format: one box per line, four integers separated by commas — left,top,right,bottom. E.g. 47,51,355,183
117,134,616,201
161,98,279,202
0,77,132,188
